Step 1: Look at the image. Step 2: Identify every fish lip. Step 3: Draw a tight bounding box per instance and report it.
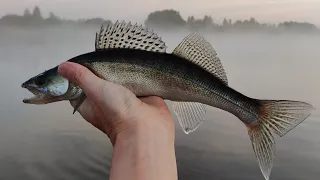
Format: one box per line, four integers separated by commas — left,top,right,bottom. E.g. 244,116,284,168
21,78,34,88
23,98,33,104
22,85,45,104
21,82,29,88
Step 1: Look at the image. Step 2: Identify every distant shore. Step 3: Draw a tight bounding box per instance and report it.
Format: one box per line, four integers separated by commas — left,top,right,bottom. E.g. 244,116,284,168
1,6,319,35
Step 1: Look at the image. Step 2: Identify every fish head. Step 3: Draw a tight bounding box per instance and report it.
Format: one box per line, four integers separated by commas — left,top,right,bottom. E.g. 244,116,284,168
21,66,82,104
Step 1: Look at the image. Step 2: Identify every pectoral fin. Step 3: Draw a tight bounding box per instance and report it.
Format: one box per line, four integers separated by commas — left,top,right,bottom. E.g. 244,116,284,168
73,92,86,114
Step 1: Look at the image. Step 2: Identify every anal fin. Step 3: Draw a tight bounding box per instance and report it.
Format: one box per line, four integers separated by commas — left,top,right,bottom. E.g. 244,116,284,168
172,101,207,134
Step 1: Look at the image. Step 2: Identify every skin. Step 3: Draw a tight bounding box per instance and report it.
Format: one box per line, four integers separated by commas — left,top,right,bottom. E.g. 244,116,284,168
58,61,178,180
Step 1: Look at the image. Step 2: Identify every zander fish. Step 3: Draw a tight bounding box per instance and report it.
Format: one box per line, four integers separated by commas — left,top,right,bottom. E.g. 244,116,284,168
21,20,315,180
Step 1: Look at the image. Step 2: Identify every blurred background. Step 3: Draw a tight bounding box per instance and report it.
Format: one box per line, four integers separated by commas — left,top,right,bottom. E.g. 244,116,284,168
0,0,319,179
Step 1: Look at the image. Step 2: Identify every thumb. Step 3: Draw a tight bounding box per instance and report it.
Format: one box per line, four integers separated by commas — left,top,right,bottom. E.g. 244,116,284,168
58,62,104,100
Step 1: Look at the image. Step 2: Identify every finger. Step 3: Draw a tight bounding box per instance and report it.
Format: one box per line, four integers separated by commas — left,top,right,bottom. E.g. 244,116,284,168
139,96,168,108
58,62,104,99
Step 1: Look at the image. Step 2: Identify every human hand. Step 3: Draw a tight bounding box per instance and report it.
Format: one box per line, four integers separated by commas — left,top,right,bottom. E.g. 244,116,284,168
58,62,178,180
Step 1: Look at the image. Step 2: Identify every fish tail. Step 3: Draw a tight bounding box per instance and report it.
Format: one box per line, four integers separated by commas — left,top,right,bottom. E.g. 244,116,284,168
245,100,315,180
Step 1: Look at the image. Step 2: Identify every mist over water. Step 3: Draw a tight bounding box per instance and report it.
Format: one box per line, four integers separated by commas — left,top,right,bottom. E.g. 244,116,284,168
0,26,319,180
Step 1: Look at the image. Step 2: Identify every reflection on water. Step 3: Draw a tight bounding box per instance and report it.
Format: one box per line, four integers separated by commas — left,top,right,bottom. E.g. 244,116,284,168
0,27,319,180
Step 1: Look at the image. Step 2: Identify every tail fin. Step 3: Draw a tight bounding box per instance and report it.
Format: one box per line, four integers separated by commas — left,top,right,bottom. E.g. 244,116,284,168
247,100,315,180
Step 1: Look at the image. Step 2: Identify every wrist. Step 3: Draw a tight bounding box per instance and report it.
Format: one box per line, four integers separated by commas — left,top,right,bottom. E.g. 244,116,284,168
109,118,177,180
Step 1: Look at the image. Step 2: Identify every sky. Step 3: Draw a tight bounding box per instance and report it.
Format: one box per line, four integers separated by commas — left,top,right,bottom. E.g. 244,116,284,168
0,0,320,25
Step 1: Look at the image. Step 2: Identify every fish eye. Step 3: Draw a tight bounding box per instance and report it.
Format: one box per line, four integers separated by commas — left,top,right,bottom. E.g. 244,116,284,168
34,75,46,86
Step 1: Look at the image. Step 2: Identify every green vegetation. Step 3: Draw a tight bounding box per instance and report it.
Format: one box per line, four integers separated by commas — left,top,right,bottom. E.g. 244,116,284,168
1,6,319,34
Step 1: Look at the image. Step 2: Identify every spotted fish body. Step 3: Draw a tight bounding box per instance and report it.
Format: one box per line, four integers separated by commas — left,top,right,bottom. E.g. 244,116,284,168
22,21,315,180
67,49,259,125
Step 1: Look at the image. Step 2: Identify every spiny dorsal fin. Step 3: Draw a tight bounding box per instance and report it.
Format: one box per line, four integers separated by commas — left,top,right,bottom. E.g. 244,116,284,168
95,20,167,53
172,33,228,85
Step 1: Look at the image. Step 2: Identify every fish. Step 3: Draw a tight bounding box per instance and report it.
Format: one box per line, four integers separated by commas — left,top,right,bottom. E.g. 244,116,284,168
21,20,315,180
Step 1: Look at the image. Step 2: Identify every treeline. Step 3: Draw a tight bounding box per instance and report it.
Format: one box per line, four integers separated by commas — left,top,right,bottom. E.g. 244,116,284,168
145,9,320,33
0,6,111,27
1,6,319,34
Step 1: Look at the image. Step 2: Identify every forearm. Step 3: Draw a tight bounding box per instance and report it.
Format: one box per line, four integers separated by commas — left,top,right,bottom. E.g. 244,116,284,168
109,122,177,180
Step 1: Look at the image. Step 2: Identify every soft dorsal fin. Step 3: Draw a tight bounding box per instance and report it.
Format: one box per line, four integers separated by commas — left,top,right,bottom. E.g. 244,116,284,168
172,33,228,85
95,20,167,53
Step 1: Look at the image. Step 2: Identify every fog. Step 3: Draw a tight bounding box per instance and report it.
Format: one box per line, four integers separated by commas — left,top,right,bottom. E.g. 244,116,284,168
0,26,319,180
1,0,320,26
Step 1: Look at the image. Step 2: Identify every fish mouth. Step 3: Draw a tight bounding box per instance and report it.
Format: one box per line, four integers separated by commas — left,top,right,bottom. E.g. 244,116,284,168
22,85,48,104
22,83,66,104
